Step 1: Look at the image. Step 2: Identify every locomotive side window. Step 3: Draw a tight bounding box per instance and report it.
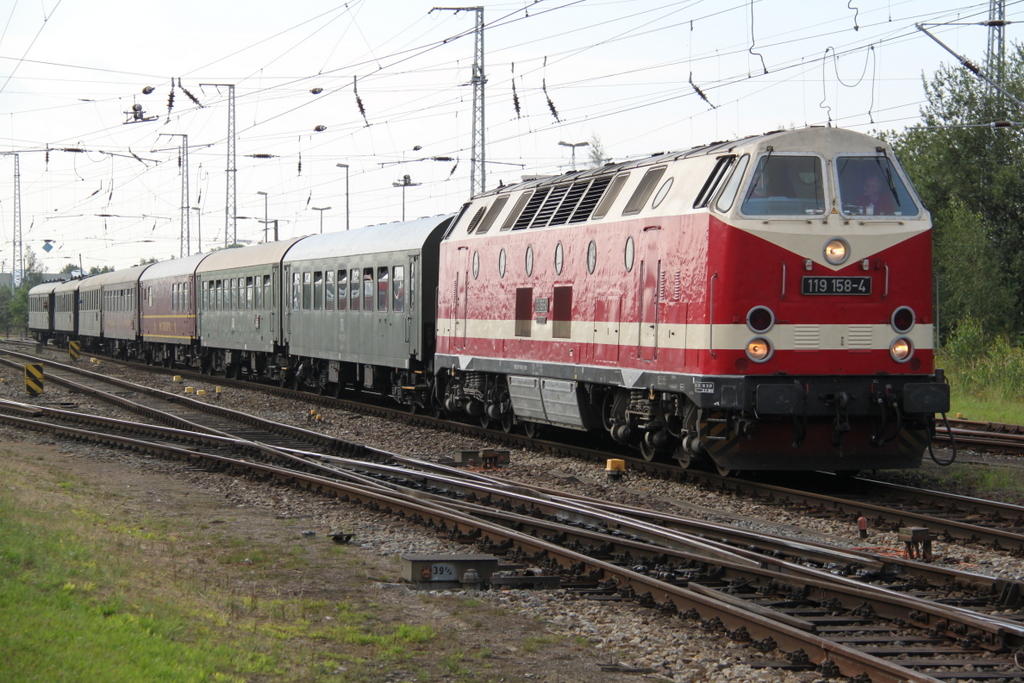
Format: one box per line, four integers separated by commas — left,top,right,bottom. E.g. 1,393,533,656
393,266,405,312
592,172,630,219
694,156,736,209
623,166,667,215
325,270,335,311
313,272,323,311
740,154,825,216
377,266,389,312
836,156,918,217
363,268,374,312
476,195,509,235
515,287,533,337
337,270,347,311
500,191,533,231
651,177,673,209
552,286,572,339
715,154,750,212
464,206,487,234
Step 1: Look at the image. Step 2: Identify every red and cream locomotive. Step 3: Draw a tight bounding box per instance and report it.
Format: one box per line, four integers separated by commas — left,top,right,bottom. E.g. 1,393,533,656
434,127,949,473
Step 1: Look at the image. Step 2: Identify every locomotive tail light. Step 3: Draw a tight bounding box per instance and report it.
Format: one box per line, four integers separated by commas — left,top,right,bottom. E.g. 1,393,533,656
804,258,813,271
746,306,775,333
824,238,850,265
890,336,914,363
861,259,870,271
746,337,773,363
891,306,916,333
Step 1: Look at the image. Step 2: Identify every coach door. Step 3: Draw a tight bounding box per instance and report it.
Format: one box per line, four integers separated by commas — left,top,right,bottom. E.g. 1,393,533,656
454,246,470,349
638,226,661,361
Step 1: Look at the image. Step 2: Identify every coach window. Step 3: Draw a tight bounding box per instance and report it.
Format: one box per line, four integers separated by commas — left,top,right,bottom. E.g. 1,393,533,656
254,276,262,310
515,288,533,337
246,277,254,310
350,269,360,311
409,261,416,311
290,273,299,310
393,266,405,312
263,275,272,309
363,268,374,312
184,282,189,310
740,154,825,216
313,271,323,310
552,286,572,339
302,272,312,310
214,280,222,310
325,270,335,311
147,286,153,307
337,270,348,311
377,266,389,312
233,278,240,310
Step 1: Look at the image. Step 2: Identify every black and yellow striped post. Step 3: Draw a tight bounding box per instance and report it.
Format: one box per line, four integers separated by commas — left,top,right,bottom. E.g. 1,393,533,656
24,363,44,396
69,341,81,361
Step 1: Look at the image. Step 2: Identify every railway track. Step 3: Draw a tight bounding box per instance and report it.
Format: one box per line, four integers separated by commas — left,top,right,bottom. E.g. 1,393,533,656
3,346,1024,680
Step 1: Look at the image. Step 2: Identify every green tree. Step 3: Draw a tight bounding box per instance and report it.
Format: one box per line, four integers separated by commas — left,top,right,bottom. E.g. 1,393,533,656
887,44,1024,334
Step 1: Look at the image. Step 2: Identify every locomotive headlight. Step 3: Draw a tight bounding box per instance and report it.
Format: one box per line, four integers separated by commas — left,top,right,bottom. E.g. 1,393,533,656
890,336,914,363
823,238,850,265
891,306,915,333
746,306,775,333
746,337,773,363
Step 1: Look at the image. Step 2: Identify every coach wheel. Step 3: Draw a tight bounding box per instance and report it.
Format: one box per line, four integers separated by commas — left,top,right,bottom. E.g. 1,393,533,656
332,382,344,399
523,422,541,439
639,437,659,462
501,413,514,434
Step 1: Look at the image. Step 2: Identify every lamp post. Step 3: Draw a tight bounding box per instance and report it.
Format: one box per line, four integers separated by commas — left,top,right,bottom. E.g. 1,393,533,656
558,140,589,171
335,163,350,230
312,206,331,234
392,174,421,221
256,191,268,242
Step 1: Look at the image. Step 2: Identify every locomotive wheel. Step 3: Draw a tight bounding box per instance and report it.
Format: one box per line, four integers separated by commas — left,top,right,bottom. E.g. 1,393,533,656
714,462,735,478
479,414,491,429
501,413,514,434
332,382,343,398
673,446,692,469
639,438,658,462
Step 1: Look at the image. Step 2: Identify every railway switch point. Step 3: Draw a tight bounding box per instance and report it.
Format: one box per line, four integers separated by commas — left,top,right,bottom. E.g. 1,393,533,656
898,526,937,561
452,449,510,468
606,459,626,482
400,554,498,590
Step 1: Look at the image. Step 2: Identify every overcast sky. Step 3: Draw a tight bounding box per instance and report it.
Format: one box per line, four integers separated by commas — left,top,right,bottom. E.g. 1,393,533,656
0,0,1013,273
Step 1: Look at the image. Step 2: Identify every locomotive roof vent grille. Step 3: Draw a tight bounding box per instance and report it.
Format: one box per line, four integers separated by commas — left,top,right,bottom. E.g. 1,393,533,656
530,184,571,228
571,175,612,222
464,206,487,233
622,166,667,215
500,191,533,231
512,187,551,230
548,180,590,226
474,195,509,235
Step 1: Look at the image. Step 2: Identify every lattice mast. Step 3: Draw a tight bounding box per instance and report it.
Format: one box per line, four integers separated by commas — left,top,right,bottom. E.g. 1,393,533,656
434,6,486,197
12,153,21,289
202,83,236,247
179,135,190,257
986,0,1007,109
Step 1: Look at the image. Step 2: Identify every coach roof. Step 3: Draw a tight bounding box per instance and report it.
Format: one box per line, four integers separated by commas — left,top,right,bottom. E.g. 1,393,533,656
140,252,211,282
78,263,153,290
196,237,303,274
282,215,454,263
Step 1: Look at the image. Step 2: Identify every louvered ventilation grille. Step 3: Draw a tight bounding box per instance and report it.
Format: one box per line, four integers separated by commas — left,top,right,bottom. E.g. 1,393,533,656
476,195,508,235
530,185,570,228
571,176,612,222
794,325,820,350
513,188,550,229
549,181,588,226
464,206,487,233
847,325,873,349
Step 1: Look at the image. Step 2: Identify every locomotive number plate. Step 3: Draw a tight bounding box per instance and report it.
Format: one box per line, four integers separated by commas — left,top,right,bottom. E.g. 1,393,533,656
801,276,871,295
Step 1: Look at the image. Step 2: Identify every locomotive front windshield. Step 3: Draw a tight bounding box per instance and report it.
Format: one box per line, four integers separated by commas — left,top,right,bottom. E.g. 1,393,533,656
740,155,826,216
836,156,919,217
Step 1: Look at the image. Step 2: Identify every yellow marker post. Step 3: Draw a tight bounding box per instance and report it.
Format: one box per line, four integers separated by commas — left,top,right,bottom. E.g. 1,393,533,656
69,341,81,361
24,363,44,396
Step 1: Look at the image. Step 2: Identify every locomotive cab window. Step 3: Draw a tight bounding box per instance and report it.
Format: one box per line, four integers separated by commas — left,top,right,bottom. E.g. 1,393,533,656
836,156,919,217
740,154,825,216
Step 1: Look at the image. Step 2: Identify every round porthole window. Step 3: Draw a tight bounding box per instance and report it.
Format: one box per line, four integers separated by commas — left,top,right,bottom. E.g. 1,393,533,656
587,240,597,274
525,245,534,276
472,250,480,279
498,249,506,278
555,242,564,275
624,236,635,273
